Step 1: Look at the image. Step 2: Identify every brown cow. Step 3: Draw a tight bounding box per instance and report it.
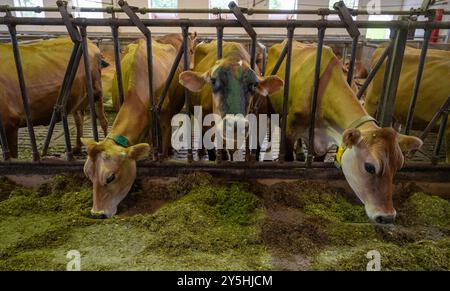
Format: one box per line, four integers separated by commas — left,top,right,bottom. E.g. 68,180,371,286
81,34,195,218
266,40,422,223
0,37,108,158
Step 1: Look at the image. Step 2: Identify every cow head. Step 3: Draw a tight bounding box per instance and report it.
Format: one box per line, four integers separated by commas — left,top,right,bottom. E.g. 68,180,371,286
339,127,422,224
179,56,283,146
81,138,150,218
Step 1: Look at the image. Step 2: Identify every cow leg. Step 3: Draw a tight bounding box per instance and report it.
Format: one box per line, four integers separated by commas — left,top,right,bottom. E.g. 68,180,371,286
207,149,216,161
161,122,171,160
95,101,109,138
5,128,18,159
73,110,84,155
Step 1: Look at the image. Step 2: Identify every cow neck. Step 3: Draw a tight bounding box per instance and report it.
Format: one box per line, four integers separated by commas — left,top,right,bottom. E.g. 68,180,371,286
108,100,149,146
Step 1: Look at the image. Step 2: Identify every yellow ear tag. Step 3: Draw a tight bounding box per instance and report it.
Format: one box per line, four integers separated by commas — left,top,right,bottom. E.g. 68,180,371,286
335,145,346,168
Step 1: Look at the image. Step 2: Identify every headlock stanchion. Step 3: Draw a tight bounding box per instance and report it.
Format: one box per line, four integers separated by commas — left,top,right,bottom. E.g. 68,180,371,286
42,0,84,161
306,27,326,167
333,0,360,86
356,42,392,100
216,26,224,59
0,110,10,161
228,1,257,70
279,26,294,162
5,10,40,161
182,26,193,162
118,0,156,159
405,11,435,135
110,8,125,106
378,28,409,127
80,23,99,142
0,3,449,166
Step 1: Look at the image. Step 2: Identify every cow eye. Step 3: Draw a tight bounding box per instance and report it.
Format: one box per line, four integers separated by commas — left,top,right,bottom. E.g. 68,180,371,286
364,163,376,175
210,77,221,92
106,173,116,184
248,82,258,92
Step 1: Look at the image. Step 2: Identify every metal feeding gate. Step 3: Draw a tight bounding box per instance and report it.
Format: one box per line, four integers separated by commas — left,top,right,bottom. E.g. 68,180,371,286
0,1,449,181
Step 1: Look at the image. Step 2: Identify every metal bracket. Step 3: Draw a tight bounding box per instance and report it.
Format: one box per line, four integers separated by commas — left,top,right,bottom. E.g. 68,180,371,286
57,0,81,43
333,1,360,39
118,0,151,37
228,1,257,69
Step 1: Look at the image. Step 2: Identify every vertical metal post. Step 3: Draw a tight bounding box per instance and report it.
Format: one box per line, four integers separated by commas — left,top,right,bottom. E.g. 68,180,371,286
432,109,448,164
0,111,10,161
111,16,124,106
307,27,326,167
217,26,223,60
356,42,392,99
80,24,99,141
7,23,40,161
279,27,294,162
250,37,257,70
347,35,358,85
404,28,432,134
182,26,193,162
379,28,408,127
376,29,395,122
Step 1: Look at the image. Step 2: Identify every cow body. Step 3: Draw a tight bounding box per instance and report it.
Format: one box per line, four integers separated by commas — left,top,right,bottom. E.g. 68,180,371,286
0,37,108,157
82,34,191,218
365,45,450,161
266,40,422,223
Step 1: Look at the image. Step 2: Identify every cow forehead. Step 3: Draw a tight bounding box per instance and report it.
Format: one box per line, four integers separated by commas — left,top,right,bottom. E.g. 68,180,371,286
211,60,257,83
362,128,403,172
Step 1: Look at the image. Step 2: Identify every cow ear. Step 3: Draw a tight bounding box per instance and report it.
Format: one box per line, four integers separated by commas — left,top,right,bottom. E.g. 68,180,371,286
81,138,100,157
398,134,423,154
179,71,208,92
342,128,361,149
127,143,150,161
256,75,284,96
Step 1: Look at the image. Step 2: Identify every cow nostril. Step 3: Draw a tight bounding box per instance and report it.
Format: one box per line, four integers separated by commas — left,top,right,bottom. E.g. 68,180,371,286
375,215,395,224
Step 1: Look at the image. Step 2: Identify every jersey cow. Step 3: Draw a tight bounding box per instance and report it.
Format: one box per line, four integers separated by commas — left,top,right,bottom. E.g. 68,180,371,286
365,45,450,162
81,34,194,218
179,41,283,160
266,40,423,223
0,37,108,157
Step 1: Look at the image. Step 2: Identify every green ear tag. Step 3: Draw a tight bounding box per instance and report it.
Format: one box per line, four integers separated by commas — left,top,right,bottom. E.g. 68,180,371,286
112,135,129,148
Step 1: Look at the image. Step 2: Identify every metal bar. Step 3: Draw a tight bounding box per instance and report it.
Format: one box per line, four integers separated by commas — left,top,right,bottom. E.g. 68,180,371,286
7,23,40,161
419,96,450,141
433,109,449,164
41,43,81,157
346,35,359,85
182,26,193,163
379,28,408,127
155,45,185,155
376,34,394,122
307,27,326,167
404,28,433,135
279,27,294,162
2,5,446,16
0,110,10,161
356,42,391,99
217,26,223,59
270,41,288,75
1,18,450,29
250,37,257,70
80,24,99,141
111,22,124,106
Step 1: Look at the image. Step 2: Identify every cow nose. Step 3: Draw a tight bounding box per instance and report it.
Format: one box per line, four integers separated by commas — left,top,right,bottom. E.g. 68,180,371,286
374,214,395,224
90,210,107,219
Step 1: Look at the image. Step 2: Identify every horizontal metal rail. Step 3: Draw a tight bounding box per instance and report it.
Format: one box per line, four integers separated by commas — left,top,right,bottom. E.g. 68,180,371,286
1,5,448,16
0,161,449,182
1,18,449,29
